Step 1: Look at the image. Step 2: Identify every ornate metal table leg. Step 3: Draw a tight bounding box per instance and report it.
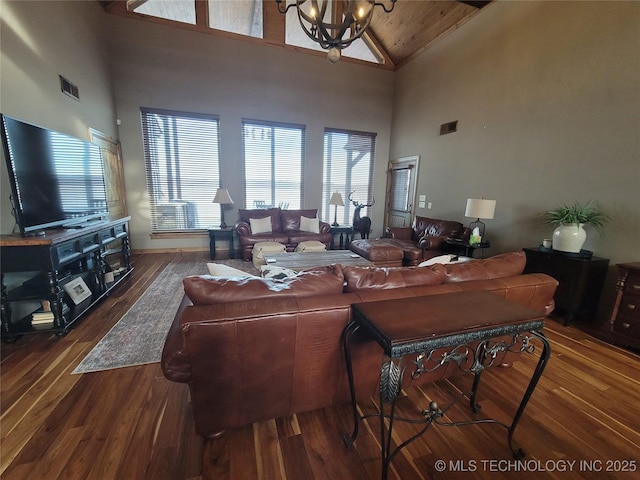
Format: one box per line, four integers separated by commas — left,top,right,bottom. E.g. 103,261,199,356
468,340,491,414
341,320,361,447
379,358,403,480
507,330,551,458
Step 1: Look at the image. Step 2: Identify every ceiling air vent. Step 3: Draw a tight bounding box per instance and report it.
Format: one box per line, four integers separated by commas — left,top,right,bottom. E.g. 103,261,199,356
60,75,79,101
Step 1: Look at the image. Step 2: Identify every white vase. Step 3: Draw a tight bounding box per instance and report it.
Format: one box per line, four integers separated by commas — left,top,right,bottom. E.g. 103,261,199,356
552,223,587,253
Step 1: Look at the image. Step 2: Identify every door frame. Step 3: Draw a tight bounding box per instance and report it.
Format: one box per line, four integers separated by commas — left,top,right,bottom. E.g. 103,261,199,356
384,155,420,231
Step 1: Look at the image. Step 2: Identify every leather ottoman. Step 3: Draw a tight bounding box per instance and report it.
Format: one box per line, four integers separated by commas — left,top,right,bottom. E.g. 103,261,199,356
349,240,404,267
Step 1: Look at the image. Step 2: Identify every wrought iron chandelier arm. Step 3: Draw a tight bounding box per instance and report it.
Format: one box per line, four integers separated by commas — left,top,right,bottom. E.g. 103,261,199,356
375,0,397,14
275,0,296,14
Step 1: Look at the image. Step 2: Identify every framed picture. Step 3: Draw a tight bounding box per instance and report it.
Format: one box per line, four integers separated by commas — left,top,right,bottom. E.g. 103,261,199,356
63,277,92,305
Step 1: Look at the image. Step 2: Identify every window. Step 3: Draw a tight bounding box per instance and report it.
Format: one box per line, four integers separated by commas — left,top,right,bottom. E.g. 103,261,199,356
130,0,264,38
242,120,305,210
209,0,263,38
141,108,221,232
322,129,376,225
132,0,196,25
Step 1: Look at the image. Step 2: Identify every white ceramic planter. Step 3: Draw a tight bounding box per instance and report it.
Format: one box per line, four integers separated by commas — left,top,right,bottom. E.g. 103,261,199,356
552,223,587,253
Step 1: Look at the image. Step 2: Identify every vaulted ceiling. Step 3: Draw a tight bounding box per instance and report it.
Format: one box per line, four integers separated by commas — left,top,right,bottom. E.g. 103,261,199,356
101,1,493,69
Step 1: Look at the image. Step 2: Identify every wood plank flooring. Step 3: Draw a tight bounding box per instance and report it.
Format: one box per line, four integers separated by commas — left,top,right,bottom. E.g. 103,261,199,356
1,251,639,479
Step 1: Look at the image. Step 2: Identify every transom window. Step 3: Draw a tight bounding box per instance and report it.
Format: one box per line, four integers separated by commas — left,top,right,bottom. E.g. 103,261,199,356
242,120,305,210
322,129,376,225
130,0,264,38
140,108,221,232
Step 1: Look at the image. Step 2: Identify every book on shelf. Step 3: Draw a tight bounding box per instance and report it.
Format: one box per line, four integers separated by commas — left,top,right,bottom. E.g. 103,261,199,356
31,302,70,323
32,321,54,330
32,311,55,321
31,316,54,329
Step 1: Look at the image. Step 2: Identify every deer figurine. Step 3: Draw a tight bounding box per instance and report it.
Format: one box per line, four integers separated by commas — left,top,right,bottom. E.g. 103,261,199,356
348,192,375,239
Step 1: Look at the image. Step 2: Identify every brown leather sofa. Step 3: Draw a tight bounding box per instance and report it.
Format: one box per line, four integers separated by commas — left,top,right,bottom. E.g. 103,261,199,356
382,215,467,265
161,252,557,439
235,207,332,261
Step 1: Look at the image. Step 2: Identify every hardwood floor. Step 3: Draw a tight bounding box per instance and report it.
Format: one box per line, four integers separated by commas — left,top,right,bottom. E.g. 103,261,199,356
1,252,639,479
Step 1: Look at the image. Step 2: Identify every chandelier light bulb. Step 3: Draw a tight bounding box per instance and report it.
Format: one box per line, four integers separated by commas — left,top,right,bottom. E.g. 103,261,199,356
327,47,341,63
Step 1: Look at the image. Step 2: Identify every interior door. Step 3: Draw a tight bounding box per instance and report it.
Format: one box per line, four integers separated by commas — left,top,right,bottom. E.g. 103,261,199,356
385,155,419,229
90,129,128,220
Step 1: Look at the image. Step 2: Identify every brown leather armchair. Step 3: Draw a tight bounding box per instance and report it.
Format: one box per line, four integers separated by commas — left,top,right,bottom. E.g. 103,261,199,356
383,215,466,265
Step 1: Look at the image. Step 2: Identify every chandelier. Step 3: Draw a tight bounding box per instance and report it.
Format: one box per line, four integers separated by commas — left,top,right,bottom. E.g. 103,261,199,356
275,0,397,63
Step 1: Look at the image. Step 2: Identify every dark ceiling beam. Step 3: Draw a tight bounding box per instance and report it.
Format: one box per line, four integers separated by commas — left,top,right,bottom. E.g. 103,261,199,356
458,1,491,9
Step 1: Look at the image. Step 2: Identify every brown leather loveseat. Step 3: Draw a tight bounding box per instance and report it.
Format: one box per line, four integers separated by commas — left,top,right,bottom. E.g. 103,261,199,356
235,207,332,261
161,252,558,439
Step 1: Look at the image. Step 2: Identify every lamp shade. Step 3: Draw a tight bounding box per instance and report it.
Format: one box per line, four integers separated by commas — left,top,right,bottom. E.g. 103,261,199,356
213,188,234,205
465,198,496,220
329,192,344,206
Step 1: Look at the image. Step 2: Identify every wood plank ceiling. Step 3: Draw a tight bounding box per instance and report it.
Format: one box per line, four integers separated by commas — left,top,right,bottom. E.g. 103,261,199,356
101,1,493,69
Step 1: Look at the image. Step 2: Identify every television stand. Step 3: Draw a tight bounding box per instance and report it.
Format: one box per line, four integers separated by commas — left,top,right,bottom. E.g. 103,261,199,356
23,230,46,237
63,219,108,230
0,217,132,342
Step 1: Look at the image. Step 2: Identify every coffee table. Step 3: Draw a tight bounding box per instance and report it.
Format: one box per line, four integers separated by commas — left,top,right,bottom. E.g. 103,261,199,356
262,250,372,271
341,290,551,480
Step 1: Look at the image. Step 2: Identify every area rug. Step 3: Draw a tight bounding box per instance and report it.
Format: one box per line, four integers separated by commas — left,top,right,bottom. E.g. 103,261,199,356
72,259,256,374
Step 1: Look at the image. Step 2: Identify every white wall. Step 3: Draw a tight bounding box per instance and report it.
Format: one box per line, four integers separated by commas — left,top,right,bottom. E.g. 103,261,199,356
0,0,117,234
106,15,394,251
391,0,640,320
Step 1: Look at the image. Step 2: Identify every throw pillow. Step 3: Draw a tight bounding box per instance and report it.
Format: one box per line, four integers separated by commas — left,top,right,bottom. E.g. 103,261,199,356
418,254,456,267
300,215,320,234
249,216,272,234
260,265,299,280
207,262,256,278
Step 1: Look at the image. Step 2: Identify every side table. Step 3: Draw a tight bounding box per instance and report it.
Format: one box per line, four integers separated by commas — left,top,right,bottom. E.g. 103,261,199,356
523,247,609,325
445,238,490,258
342,291,550,480
330,225,354,250
208,228,235,260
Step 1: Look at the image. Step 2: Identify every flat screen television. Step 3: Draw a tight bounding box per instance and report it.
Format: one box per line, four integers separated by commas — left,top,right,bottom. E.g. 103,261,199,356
1,114,109,235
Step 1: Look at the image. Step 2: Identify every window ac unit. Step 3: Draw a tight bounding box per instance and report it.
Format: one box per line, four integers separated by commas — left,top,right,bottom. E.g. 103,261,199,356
155,201,197,230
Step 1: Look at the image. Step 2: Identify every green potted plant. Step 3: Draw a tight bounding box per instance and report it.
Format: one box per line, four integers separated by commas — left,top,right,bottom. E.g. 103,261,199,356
542,200,611,253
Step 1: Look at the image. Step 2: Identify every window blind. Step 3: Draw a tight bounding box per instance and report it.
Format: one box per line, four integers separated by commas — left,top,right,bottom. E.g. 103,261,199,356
141,108,221,232
389,167,410,211
242,120,305,210
322,129,376,225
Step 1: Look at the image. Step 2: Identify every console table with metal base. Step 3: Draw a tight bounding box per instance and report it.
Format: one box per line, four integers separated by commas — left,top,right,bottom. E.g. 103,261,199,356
341,290,551,480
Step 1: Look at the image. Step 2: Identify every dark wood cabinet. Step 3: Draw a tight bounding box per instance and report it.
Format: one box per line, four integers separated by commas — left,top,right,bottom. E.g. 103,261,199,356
522,247,609,325
604,263,640,350
0,218,132,341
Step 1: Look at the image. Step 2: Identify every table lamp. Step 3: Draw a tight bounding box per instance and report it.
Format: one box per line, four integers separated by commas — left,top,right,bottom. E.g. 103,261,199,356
329,192,344,227
213,188,234,229
464,198,496,242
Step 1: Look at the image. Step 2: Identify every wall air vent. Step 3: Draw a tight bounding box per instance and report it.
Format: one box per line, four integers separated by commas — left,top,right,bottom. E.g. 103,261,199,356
59,75,79,101
440,120,458,135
